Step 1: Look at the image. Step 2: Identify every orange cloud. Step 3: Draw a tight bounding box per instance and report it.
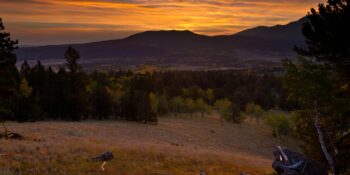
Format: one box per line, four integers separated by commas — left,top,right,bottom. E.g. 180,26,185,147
0,0,325,45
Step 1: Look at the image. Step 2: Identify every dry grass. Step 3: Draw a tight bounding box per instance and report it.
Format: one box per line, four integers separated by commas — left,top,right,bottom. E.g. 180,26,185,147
0,115,299,175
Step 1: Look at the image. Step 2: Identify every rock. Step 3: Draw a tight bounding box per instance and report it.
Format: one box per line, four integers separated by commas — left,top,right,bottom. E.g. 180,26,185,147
272,147,328,175
91,151,114,162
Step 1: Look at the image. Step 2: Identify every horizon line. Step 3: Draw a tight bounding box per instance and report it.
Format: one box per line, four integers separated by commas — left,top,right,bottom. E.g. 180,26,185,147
18,16,304,48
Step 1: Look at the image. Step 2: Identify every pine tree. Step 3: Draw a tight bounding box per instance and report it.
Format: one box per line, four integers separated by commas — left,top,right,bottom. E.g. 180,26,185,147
20,60,31,78
93,86,113,120
63,47,87,121
296,0,350,81
288,0,350,174
0,18,19,121
65,46,81,73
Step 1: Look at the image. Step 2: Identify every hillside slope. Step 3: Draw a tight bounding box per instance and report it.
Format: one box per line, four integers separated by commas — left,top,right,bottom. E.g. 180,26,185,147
0,116,299,174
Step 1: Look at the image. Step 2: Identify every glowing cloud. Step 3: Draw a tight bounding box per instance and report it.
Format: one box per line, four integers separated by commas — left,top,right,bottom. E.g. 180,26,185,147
0,0,325,45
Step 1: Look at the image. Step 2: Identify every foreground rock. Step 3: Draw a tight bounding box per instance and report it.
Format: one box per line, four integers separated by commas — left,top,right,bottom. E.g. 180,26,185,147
272,146,327,175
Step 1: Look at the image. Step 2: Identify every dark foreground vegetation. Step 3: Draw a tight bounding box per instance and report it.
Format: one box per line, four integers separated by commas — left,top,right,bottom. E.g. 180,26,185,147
281,0,350,174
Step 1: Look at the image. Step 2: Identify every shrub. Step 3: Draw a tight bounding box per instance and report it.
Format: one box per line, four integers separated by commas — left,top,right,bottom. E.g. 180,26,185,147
265,111,292,140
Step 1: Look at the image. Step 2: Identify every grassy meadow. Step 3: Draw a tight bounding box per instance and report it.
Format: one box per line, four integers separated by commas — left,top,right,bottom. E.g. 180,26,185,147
0,115,299,175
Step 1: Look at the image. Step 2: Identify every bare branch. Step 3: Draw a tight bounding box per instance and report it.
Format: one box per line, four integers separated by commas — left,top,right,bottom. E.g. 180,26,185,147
314,101,336,175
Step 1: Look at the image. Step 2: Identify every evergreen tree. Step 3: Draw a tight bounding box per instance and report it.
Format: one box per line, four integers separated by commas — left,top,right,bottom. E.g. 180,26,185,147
287,0,350,173
62,46,88,120
120,87,138,121
65,46,81,73
54,68,69,119
93,86,113,120
30,60,46,97
42,66,56,118
0,18,19,121
296,0,350,81
20,60,31,78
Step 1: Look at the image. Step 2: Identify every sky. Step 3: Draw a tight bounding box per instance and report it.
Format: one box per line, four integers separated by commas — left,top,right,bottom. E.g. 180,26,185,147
0,0,325,46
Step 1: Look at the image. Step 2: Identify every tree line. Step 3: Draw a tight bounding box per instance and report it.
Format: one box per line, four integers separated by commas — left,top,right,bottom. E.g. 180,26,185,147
8,55,290,123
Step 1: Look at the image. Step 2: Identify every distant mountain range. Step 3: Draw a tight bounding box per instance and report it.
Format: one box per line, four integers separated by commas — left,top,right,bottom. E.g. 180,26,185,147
16,18,307,69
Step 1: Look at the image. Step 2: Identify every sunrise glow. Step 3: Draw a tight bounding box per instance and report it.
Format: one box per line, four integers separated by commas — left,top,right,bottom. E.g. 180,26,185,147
0,0,324,45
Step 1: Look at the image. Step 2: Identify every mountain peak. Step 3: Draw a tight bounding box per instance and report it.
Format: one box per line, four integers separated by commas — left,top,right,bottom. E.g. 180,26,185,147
233,17,306,41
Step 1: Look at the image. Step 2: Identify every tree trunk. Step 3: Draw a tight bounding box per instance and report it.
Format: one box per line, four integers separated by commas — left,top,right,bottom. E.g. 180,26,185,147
314,102,336,175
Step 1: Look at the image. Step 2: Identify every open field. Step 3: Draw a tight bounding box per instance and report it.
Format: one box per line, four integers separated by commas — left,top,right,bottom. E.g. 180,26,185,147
0,115,299,175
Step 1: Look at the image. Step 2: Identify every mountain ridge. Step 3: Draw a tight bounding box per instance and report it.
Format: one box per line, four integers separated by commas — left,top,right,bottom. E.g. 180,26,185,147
16,18,307,69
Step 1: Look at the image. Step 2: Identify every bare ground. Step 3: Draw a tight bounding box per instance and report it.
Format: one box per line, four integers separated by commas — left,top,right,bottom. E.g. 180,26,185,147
0,115,299,175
